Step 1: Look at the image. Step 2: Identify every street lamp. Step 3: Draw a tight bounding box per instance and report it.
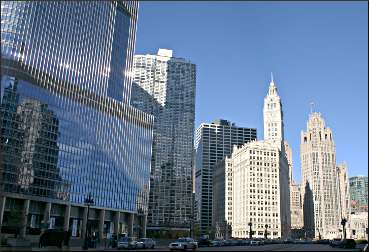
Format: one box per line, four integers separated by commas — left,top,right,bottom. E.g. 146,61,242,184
264,224,268,239
341,218,347,240
248,222,253,239
82,193,94,250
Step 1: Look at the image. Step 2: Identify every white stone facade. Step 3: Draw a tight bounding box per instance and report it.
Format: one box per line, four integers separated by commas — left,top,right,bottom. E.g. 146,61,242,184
231,141,283,239
263,77,284,150
300,112,341,239
348,212,368,240
231,77,290,239
336,162,351,220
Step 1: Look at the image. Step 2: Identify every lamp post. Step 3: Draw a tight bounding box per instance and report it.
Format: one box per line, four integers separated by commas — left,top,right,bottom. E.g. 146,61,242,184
341,218,347,240
248,222,253,239
82,193,94,250
264,224,268,239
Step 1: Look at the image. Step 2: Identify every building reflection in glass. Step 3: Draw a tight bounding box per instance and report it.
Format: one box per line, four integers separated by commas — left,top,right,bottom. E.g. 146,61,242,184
1,75,68,200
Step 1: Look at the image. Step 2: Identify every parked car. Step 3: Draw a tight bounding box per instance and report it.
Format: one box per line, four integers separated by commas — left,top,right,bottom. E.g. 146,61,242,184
198,237,212,247
330,238,343,247
211,239,223,247
117,237,137,250
250,240,260,246
339,239,356,249
169,237,198,251
241,239,251,246
223,239,232,246
39,229,69,248
136,238,155,249
315,239,330,244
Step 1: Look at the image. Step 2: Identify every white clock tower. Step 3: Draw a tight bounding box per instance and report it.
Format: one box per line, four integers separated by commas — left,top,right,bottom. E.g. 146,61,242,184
263,73,285,149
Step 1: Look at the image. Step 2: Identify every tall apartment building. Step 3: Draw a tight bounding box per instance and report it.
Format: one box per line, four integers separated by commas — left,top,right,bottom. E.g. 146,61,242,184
131,49,196,235
336,163,350,219
300,112,341,239
212,157,233,239
0,1,154,239
231,76,290,239
349,176,368,212
195,119,257,234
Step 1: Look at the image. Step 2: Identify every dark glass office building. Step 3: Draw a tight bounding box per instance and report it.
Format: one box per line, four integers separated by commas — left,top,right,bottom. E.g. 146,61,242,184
0,1,153,240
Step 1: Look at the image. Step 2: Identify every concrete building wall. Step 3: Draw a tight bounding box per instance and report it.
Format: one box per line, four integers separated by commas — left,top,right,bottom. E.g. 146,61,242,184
300,112,341,239
232,141,289,239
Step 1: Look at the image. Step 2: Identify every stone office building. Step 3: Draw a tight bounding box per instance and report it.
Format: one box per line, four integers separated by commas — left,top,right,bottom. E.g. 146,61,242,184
195,119,257,235
0,1,153,240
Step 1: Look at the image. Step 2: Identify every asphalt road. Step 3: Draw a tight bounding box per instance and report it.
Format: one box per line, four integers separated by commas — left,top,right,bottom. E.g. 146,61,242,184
10,244,363,251
135,244,362,251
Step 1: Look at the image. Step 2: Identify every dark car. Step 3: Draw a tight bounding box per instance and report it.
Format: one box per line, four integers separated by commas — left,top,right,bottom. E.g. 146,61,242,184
339,239,356,249
315,239,330,244
198,238,211,247
39,229,70,248
330,239,356,249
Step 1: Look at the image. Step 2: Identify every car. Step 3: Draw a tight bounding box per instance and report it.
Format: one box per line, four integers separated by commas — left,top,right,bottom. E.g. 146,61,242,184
338,239,356,249
223,239,232,246
330,238,343,247
136,238,155,249
315,239,330,244
211,239,223,247
117,237,137,250
330,239,356,249
169,237,198,251
39,229,69,248
198,237,212,247
362,243,368,252
250,240,260,246
241,239,251,246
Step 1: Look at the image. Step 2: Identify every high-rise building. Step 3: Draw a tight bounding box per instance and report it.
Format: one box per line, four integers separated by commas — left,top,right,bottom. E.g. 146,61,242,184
263,74,284,149
195,119,257,234
231,76,290,239
300,112,341,239
212,157,233,239
349,176,368,213
131,49,196,235
336,163,350,219
231,140,290,239
0,1,153,239
290,182,303,229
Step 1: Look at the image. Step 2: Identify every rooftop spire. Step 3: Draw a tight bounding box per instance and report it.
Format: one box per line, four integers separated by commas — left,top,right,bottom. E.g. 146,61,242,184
271,72,274,84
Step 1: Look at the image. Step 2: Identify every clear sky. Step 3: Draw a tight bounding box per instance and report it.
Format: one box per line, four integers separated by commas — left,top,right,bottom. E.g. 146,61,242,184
135,1,368,183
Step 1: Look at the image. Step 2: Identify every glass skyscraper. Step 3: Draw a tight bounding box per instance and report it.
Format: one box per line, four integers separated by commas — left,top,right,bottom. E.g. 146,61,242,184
131,49,196,237
349,176,368,213
0,1,153,239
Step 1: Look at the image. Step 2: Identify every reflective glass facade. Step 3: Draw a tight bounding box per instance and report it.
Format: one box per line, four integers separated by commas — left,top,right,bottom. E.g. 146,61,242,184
1,1,138,103
132,50,196,231
1,1,154,215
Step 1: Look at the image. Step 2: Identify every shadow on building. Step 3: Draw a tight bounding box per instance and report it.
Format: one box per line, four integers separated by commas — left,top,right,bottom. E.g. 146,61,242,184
303,181,315,239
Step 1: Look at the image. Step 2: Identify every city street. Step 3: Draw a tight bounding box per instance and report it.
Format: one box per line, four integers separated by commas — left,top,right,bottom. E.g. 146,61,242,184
15,244,363,252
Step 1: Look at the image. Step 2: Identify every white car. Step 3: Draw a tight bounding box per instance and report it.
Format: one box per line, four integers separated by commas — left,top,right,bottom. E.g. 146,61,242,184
136,238,156,249
117,237,137,250
169,237,198,251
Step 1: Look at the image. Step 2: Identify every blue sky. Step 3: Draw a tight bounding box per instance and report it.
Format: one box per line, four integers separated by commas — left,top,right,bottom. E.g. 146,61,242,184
135,2,368,183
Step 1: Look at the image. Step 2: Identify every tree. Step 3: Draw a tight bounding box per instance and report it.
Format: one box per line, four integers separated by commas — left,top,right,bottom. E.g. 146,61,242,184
6,210,24,238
